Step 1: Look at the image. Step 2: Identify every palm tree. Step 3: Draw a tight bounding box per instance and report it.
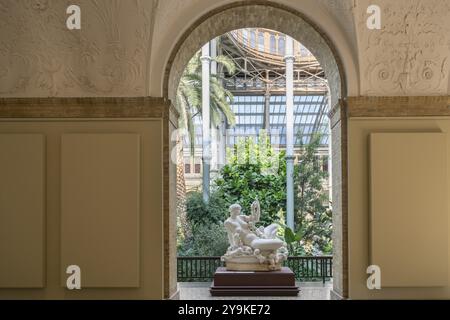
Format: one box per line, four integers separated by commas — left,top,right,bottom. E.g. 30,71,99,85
176,51,237,155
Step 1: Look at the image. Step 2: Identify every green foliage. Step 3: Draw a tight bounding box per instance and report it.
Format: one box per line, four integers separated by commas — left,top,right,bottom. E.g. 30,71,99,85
214,132,331,255
178,191,229,256
284,227,302,244
176,50,236,156
178,132,333,257
292,134,332,255
178,222,229,257
284,227,303,255
185,191,227,227
214,132,286,225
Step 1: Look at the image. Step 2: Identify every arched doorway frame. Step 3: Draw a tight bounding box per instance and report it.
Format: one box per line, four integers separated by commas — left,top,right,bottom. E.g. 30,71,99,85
163,1,350,299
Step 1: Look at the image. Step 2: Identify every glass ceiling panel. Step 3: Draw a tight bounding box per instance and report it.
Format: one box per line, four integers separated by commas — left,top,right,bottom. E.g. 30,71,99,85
186,94,329,148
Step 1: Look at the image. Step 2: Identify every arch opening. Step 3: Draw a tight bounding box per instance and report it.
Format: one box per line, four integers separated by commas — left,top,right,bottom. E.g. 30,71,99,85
164,3,346,107
164,2,348,300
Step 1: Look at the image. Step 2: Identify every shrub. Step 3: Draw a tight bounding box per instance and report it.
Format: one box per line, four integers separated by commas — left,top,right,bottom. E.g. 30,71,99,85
215,132,286,225
178,191,229,256
179,222,229,257
178,133,333,256
185,191,227,227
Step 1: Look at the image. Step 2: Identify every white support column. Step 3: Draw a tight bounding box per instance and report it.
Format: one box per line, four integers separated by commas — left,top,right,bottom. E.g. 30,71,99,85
210,38,219,174
264,73,271,134
201,43,211,203
218,119,226,168
285,36,295,230
215,37,227,169
211,38,217,75
326,90,332,204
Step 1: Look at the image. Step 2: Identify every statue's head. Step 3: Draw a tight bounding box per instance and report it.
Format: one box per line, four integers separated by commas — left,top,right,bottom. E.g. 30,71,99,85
229,204,241,217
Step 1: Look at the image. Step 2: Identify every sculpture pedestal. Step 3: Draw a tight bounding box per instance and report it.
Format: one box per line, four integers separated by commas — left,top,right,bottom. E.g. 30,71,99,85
226,261,282,271
210,267,299,296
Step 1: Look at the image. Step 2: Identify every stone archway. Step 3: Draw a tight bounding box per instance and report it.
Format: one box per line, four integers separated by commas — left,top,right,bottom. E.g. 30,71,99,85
164,1,349,299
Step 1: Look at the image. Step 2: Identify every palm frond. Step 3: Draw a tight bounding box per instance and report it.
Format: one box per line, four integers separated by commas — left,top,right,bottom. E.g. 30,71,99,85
213,55,236,75
176,48,237,155
211,91,236,126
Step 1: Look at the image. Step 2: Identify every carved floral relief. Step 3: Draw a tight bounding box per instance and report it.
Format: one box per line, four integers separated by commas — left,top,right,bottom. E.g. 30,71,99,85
0,0,155,97
357,0,450,95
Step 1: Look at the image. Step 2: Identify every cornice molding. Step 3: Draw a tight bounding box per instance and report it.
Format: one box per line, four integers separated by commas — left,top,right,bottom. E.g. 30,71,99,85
346,96,450,118
0,97,178,119
328,99,346,129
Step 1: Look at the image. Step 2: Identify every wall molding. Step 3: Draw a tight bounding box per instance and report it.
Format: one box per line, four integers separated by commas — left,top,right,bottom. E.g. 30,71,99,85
329,99,347,129
0,97,179,120
346,96,450,118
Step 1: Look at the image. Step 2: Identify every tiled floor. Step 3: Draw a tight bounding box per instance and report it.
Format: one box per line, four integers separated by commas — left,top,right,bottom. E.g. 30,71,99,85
179,281,332,300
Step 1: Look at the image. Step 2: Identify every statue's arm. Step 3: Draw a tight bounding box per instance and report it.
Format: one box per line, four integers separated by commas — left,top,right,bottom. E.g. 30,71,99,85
224,220,234,245
251,200,260,223
240,215,250,222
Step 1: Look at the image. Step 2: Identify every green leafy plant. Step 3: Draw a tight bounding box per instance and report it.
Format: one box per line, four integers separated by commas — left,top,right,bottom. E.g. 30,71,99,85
284,227,302,250
178,191,229,256
176,51,236,156
178,222,229,257
185,191,228,228
214,132,286,225
177,133,333,256
293,133,332,255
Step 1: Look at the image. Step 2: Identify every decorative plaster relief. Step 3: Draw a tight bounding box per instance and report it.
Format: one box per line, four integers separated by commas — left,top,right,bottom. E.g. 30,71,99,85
356,0,450,95
0,0,156,97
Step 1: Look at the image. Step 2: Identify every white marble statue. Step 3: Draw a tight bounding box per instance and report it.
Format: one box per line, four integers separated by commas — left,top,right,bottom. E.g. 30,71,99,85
221,200,288,271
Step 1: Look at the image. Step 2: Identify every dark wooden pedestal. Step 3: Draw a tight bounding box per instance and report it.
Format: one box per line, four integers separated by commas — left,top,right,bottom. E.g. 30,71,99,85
210,267,299,296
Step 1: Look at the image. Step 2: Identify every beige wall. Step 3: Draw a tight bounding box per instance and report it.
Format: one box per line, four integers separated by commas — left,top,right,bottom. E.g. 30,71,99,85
0,119,165,299
0,134,45,288
2,0,450,300
349,117,450,299
369,132,448,287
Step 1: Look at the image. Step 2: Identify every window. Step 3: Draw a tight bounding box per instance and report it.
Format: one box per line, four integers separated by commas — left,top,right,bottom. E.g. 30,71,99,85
270,34,276,54
258,31,265,51
242,29,248,46
184,163,191,174
278,36,285,55
250,30,256,48
222,94,329,149
194,163,201,174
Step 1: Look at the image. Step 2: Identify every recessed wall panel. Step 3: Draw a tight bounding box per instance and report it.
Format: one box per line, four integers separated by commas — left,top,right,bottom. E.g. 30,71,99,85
0,134,45,288
61,134,140,288
370,133,448,287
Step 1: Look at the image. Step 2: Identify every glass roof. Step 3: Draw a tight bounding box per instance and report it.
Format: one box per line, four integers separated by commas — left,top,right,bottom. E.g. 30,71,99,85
188,94,329,148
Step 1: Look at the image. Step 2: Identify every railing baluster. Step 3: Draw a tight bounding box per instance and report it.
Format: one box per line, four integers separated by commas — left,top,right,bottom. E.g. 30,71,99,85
321,258,325,284
203,258,206,280
316,258,319,279
300,258,305,280
177,256,333,282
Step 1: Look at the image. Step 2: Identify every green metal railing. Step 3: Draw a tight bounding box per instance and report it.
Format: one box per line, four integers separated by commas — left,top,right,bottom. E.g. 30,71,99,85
177,256,332,283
